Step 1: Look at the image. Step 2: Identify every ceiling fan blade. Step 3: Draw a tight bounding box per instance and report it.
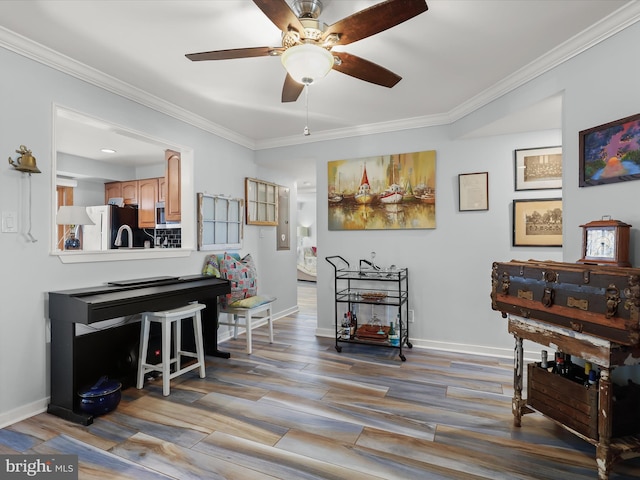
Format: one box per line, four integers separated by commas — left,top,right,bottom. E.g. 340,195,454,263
282,74,304,103
332,52,401,88
323,0,428,46
186,46,283,62
253,0,306,37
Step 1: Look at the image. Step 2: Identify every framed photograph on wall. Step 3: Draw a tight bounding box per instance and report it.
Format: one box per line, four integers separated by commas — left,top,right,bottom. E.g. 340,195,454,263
458,172,488,211
514,146,562,191
579,112,640,187
512,198,562,247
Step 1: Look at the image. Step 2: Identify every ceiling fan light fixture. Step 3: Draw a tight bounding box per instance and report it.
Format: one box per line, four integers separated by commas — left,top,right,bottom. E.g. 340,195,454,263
281,43,334,85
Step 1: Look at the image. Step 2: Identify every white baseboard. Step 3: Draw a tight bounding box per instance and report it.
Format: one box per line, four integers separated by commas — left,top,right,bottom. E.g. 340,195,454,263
1,307,300,428
0,398,48,429
315,327,540,361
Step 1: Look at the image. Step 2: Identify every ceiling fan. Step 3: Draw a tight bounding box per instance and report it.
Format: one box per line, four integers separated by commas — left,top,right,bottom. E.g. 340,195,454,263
186,0,428,103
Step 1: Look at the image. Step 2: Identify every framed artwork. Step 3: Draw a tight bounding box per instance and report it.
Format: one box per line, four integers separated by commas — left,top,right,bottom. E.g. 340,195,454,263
458,172,488,211
512,198,562,247
327,150,436,230
514,146,562,191
245,177,278,225
197,193,243,251
579,112,640,187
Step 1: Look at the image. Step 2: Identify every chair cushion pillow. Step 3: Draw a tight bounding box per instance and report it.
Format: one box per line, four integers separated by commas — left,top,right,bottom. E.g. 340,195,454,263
227,295,276,309
220,253,258,307
202,255,221,277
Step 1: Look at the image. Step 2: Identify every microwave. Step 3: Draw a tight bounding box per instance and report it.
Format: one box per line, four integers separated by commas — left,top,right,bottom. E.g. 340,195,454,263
155,202,179,229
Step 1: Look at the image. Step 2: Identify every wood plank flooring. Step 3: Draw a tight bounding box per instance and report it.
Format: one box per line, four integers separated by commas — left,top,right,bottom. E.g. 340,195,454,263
2,282,640,479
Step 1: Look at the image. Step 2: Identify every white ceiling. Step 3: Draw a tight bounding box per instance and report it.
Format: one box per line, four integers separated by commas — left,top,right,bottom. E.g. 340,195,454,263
1,0,638,189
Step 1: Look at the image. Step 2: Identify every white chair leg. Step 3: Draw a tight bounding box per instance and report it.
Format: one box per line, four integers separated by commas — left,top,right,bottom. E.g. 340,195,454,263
267,304,274,344
232,314,239,339
137,315,150,389
161,319,171,396
174,317,182,373
245,310,253,354
193,311,206,378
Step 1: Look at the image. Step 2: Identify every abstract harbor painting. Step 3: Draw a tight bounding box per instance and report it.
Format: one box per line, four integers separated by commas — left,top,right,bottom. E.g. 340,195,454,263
328,150,436,230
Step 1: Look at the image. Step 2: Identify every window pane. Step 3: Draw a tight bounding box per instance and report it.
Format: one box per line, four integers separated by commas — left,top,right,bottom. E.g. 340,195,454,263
214,197,228,220
202,222,214,244
229,224,239,243
247,181,256,202
267,185,276,203
258,183,267,202
202,197,214,221
215,222,227,242
229,200,239,219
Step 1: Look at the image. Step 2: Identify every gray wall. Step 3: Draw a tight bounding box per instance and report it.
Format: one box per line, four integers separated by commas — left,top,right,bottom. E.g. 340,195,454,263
2,19,639,427
257,21,640,358
0,46,298,426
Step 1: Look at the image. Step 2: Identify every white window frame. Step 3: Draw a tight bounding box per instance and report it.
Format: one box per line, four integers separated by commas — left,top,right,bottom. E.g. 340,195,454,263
197,193,243,251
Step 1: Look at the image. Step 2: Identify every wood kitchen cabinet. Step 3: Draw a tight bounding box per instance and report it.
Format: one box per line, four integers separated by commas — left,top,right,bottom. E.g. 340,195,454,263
102,149,180,227
121,180,138,205
158,176,166,202
104,180,138,205
138,178,158,228
104,182,122,204
165,150,181,222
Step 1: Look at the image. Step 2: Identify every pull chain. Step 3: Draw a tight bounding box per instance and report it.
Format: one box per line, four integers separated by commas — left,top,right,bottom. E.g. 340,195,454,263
303,84,310,136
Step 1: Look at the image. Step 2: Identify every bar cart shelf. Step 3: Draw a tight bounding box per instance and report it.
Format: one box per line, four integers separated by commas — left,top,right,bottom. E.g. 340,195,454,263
326,255,411,361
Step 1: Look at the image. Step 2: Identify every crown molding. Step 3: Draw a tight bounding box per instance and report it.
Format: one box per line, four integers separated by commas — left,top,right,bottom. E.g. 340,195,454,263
0,26,256,150
1,1,638,151
446,0,640,123
254,111,451,150
258,1,640,149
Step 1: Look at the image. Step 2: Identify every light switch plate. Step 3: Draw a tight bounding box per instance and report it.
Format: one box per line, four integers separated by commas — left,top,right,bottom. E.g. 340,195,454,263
2,211,18,233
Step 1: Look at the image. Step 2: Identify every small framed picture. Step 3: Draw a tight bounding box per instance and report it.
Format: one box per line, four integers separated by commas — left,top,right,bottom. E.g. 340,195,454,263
512,198,562,247
514,146,562,191
579,112,640,187
458,172,488,211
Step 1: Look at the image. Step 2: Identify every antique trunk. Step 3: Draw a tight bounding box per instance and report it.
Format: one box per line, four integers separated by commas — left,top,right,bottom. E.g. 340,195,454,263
491,260,640,346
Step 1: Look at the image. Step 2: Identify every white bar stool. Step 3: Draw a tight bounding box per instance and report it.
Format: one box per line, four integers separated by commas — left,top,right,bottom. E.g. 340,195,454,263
137,303,207,396
219,301,274,354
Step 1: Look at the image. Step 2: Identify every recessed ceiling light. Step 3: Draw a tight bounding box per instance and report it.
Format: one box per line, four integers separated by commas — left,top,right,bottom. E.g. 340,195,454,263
100,148,116,153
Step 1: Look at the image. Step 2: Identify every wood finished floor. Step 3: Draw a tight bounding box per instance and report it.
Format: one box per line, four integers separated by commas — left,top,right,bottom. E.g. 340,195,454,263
2,281,640,479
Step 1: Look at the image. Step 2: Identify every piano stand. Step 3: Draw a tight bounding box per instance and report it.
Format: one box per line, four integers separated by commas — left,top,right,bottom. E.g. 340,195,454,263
47,404,94,426
47,275,230,425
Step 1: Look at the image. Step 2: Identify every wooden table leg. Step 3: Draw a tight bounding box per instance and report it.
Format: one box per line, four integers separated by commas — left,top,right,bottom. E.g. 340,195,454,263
596,366,613,480
513,334,524,427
